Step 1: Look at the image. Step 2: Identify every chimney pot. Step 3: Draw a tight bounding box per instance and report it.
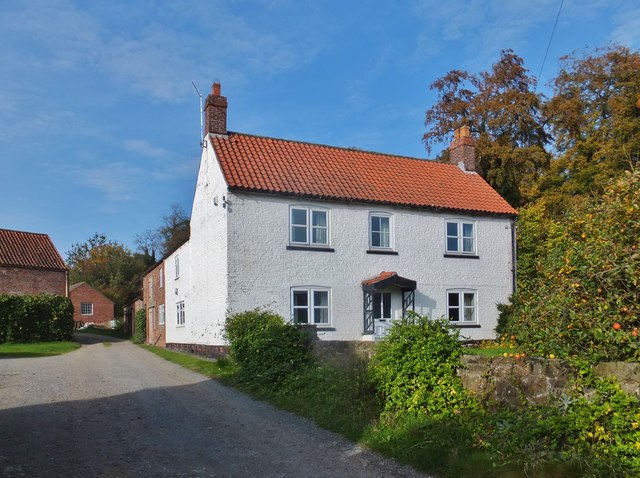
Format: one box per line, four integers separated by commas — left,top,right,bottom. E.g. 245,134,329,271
212,82,221,96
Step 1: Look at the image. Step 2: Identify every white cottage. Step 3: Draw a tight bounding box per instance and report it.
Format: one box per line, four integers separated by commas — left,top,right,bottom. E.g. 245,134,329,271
164,83,517,352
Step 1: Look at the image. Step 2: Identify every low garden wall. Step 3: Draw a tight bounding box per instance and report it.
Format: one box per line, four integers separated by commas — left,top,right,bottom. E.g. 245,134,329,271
310,338,640,406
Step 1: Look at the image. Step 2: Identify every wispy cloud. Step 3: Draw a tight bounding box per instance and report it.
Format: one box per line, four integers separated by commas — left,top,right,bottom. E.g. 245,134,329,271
74,161,143,201
123,139,170,159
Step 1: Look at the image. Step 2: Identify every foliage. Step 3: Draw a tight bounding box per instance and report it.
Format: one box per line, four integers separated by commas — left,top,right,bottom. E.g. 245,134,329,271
0,294,74,343
135,203,190,259
369,314,478,418
0,341,80,358
505,170,640,362
132,309,146,344
541,45,640,208
225,309,313,386
424,49,550,206
67,233,152,316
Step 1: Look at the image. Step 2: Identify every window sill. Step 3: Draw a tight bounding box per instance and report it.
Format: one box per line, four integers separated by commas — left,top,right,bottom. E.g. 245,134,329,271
451,323,481,328
367,249,398,255
444,254,479,259
286,245,335,252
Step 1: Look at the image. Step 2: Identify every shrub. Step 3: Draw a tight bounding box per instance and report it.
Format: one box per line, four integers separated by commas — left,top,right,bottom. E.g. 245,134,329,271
505,170,640,362
225,309,313,386
368,314,478,418
132,309,146,344
0,294,74,343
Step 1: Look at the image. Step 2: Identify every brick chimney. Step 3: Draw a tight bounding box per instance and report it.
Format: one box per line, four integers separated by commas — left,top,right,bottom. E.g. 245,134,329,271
204,82,227,136
450,125,476,172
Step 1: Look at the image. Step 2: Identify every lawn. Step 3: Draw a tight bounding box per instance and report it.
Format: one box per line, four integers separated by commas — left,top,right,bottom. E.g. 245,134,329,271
141,345,237,379
0,341,80,358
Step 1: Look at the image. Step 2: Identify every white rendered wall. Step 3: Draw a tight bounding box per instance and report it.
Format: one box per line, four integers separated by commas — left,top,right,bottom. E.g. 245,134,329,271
226,192,514,341
164,241,191,344
180,137,229,346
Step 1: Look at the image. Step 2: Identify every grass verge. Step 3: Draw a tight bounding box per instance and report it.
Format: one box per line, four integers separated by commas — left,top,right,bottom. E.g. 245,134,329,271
0,341,80,358
141,345,238,379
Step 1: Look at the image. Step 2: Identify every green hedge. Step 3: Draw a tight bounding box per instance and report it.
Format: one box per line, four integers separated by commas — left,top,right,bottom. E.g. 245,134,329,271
133,309,146,344
225,309,313,386
0,294,74,343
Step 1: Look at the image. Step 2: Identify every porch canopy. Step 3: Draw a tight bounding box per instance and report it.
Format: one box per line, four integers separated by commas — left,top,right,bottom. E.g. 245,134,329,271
362,271,416,334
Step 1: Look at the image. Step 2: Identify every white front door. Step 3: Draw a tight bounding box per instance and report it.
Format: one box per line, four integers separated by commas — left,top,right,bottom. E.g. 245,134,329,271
373,292,392,339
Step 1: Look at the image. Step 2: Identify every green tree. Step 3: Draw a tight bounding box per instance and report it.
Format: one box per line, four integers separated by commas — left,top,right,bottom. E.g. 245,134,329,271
541,45,640,210
424,49,551,206
134,203,190,258
67,233,150,316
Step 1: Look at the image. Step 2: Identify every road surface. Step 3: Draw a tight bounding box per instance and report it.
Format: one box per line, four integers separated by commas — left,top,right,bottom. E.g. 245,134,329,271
0,334,428,477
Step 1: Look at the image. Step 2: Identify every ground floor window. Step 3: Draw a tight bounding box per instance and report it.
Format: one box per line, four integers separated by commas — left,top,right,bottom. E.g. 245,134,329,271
176,301,185,326
291,288,330,325
80,303,93,315
373,292,391,320
158,304,165,326
447,290,477,323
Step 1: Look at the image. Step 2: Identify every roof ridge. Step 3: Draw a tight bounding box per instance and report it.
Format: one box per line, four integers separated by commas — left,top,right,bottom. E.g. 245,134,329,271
0,228,50,236
225,131,456,167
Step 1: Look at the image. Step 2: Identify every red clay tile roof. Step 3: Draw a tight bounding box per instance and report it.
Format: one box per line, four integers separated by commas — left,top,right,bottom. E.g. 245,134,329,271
211,132,517,216
0,229,68,271
362,271,397,287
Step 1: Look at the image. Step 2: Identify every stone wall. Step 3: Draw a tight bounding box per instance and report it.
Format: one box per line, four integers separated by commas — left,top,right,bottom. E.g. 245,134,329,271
166,342,228,359
459,355,640,407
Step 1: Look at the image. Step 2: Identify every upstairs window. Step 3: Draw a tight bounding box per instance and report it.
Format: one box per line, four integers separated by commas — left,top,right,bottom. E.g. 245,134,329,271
446,220,476,255
175,255,180,279
291,288,330,325
370,213,393,249
447,290,477,323
290,206,329,246
148,276,154,300
159,268,164,288
80,303,93,316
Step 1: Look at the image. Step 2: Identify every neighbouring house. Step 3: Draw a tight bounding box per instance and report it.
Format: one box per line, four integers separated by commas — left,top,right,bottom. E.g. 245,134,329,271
0,228,68,296
142,260,167,347
69,282,115,328
159,83,517,354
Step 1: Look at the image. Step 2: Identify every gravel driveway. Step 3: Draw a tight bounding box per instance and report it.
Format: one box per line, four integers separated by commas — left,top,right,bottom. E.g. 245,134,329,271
0,334,429,477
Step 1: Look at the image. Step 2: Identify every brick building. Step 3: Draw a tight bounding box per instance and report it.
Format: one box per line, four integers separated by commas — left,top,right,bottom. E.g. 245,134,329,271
143,261,166,346
0,228,68,296
69,282,115,328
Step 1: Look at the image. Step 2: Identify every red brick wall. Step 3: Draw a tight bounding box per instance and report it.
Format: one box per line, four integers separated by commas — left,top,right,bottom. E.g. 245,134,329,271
69,283,115,326
0,266,67,296
143,262,166,347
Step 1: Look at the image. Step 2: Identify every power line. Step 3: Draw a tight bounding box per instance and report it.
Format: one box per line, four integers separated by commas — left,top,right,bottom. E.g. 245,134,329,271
536,0,565,90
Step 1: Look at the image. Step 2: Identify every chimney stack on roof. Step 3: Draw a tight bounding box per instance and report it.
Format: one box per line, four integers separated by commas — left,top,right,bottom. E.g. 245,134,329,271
450,125,477,173
204,81,227,136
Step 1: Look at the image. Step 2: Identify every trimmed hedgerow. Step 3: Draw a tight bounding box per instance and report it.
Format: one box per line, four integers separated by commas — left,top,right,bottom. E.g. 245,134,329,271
0,294,74,343
132,309,146,344
225,309,313,386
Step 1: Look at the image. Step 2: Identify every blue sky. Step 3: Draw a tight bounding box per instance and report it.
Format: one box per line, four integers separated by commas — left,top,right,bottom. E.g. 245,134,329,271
1,0,639,258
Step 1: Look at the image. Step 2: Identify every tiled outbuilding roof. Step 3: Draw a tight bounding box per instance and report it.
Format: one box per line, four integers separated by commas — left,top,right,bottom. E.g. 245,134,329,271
0,228,68,271
211,132,517,216
362,271,398,287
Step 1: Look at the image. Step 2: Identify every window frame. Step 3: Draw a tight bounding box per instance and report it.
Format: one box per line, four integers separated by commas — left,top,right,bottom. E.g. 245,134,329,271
290,287,331,326
159,268,164,288
369,212,394,250
175,255,180,279
373,292,392,320
289,206,330,247
80,302,93,316
445,219,477,255
176,301,185,326
446,289,478,324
